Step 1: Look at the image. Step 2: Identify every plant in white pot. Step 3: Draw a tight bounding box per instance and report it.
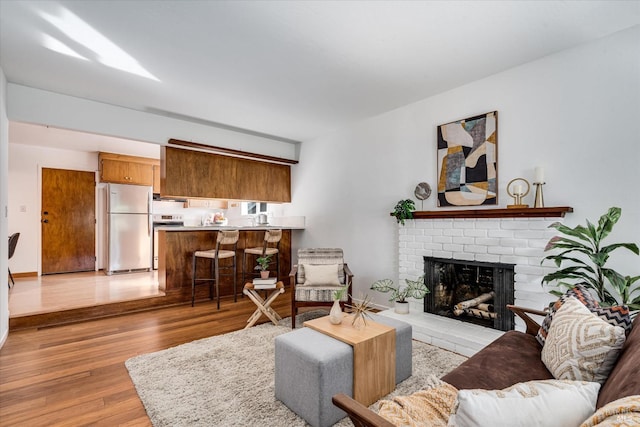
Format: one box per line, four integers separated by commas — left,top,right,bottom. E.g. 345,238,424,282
255,254,273,279
371,275,429,314
329,286,348,325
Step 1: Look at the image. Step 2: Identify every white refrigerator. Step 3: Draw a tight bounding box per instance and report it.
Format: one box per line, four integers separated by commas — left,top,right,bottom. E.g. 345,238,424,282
105,183,153,275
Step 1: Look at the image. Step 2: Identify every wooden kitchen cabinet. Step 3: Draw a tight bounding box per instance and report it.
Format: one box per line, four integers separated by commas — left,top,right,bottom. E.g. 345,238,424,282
161,146,291,202
237,159,291,202
162,147,237,199
99,152,159,187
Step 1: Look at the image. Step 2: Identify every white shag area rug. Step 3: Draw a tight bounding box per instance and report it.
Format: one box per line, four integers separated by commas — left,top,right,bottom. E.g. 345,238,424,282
125,312,467,427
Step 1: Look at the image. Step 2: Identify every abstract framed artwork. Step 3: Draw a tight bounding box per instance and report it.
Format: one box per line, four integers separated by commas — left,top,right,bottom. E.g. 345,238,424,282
437,111,497,207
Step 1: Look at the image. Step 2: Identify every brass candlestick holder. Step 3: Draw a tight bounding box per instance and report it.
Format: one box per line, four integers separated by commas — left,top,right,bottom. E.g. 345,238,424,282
507,178,530,208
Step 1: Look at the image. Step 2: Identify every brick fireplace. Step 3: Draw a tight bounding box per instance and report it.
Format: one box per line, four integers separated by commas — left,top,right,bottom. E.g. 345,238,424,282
379,207,573,356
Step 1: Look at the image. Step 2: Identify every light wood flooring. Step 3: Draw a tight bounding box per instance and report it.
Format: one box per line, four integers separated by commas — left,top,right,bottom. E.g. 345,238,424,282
8,271,164,317
0,288,297,426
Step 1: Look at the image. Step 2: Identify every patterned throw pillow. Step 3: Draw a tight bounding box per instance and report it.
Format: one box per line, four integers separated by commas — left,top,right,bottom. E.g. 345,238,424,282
536,283,632,347
536,283,599,347
541,297,626,384
450,379,600,427
590,304,633,334
377,377,457,427
579,395,640,427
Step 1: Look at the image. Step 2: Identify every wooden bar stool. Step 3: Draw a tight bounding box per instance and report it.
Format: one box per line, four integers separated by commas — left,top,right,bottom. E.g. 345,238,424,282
192,229,239,309
242,229,282,285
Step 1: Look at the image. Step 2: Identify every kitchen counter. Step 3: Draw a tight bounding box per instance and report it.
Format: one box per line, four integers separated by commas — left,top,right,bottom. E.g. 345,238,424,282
156,227,298,303
155,225,305,231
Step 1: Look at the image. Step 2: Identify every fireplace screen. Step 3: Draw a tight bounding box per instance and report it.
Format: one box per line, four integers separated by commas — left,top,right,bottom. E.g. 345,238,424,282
424,257,515,331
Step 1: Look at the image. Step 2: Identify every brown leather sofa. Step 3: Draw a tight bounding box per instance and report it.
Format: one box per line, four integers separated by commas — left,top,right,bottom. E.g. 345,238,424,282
332,305,640,427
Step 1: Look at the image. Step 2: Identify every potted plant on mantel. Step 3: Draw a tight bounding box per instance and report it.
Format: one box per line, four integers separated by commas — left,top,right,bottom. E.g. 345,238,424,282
371,275,429,314
541,206,640,310
255,254,273,279
391,199,416,225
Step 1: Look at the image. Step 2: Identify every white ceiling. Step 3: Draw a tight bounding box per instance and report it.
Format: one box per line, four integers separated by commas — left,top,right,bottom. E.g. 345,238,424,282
1,0,639,148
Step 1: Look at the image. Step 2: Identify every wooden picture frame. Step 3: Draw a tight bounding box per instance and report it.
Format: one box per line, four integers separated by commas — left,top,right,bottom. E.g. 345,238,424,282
437,111,498,207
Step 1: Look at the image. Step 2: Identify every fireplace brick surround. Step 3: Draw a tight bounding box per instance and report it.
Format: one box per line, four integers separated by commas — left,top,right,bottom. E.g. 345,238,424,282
379,211,570,356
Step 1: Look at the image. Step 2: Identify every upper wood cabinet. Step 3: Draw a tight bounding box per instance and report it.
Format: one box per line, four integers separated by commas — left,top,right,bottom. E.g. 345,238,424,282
236,158,291,202
99,152,159,187
161,147,291,202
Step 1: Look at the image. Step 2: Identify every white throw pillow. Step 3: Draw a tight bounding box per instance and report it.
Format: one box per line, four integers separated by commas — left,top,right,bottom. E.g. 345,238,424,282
541,296,626,384
302,264,341,286
449,380,600,427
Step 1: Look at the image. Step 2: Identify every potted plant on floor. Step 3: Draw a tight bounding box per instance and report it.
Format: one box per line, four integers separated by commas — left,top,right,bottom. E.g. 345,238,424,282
542,206,640,310
255,254,273,279
371,275,429,314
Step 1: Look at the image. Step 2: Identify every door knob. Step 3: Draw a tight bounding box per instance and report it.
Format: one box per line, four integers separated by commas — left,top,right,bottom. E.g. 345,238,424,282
42,219,49,223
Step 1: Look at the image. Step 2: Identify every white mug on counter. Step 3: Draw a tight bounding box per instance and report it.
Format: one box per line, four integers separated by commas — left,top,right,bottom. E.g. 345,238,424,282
256,213,268,225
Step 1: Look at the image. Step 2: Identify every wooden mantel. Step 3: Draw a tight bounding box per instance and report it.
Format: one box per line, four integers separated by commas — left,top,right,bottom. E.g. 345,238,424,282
403,206,573,220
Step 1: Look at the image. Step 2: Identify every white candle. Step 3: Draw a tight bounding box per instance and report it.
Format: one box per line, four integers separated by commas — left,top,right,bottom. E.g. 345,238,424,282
515,184,523,195
535,167,545,183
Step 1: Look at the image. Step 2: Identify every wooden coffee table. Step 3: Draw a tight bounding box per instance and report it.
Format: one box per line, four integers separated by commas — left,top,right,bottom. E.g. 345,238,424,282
304,313,396,406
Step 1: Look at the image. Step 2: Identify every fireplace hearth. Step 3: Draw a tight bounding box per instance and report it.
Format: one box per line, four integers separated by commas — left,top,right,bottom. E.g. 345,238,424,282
424,257,515,331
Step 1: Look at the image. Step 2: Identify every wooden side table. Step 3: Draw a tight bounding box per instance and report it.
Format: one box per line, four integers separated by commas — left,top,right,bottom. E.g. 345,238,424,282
304,313,396,406
243,281,284,329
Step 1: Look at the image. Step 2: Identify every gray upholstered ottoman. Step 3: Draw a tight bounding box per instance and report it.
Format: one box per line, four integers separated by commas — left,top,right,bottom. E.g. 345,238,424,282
369,313,413,383
275,327,353,427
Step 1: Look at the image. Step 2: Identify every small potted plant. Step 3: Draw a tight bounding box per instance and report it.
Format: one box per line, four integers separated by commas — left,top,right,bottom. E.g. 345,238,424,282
329,286,348,325
255,254,273,279
371,275,429,314
392,199,416,225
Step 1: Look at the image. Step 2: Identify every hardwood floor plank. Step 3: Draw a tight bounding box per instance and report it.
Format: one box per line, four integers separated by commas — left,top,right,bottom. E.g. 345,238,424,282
7,398,107,427
0,290,300,426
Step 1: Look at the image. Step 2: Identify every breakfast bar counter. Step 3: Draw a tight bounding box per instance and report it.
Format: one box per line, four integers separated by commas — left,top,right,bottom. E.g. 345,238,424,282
156,226,302,303
155,225,305,232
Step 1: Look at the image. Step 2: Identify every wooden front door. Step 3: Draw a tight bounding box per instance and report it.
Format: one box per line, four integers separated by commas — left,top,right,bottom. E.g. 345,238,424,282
41,168,96,274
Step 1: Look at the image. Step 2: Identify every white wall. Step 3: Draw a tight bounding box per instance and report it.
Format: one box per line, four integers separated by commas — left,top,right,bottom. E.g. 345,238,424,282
8,145,99,274
7,84,299,161
288,26,640,309
1,68,9,347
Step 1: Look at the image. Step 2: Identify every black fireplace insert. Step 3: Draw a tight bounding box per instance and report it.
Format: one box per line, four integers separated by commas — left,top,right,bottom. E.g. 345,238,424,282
424,257,515,331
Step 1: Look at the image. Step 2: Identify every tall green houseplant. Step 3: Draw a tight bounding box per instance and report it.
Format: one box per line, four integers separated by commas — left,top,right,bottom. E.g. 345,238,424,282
541,207,640,309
